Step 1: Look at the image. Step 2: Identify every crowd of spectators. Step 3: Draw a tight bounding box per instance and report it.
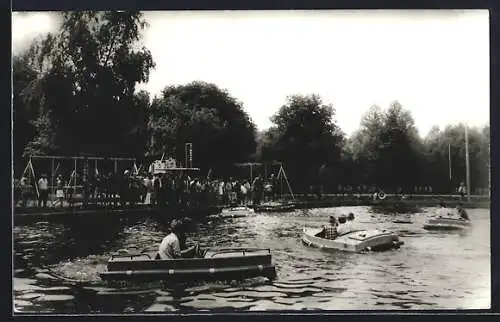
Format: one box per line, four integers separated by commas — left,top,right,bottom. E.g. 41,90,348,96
13,170,282,209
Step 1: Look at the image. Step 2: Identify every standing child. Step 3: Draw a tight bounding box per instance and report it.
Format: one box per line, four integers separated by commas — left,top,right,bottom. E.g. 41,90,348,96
54,175,65,208
37,174,49,208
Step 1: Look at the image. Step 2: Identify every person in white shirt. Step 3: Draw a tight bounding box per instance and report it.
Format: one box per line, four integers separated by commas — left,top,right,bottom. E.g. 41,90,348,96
157,219,206,260
344,212,357,233
37,174,49,208
143,175,153,205
54,175,65,208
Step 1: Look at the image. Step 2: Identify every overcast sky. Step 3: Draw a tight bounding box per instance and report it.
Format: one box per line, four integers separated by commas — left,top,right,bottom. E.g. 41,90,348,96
12,10,490,137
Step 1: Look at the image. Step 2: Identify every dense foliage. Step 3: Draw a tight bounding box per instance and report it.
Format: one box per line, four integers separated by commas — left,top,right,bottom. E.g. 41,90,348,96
258,98,489,194
260,94,345,191
18,11,155,159
341,102,424,192
147,81,257,174
13,11,490,193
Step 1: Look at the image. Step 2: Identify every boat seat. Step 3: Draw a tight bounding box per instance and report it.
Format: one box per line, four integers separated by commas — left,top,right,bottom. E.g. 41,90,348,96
314,228,326,238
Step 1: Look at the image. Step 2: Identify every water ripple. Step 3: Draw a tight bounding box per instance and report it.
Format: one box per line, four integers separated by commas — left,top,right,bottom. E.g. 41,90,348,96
13,206,490,312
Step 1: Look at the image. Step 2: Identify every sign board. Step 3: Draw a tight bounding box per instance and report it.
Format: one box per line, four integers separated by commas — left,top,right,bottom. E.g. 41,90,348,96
150,158,177,174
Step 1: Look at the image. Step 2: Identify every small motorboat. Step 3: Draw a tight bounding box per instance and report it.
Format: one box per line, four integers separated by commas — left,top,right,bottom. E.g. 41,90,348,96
302,227,403,252
220,206,254,217
423,216,472,231
223,206,253,212
99,248,276,283
392,217,414,224
207,206,254,219
253,202,296,213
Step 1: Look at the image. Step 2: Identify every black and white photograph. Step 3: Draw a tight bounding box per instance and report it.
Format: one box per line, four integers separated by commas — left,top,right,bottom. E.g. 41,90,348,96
12,10,490,313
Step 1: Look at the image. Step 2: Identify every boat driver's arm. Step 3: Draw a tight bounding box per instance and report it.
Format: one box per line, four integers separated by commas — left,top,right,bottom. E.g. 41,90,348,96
169,239,183,259
180,242,202,258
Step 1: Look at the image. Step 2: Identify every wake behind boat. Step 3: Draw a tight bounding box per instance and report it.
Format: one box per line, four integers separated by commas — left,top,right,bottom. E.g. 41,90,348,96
302,227,403,252
99,248,276,283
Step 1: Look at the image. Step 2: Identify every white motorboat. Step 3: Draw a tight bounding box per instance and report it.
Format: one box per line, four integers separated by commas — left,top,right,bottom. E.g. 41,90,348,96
423,216,472,231
302,227,403,252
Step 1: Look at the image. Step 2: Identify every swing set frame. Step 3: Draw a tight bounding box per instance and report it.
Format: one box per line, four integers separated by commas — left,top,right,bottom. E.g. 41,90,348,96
20,155,137,204
234,161,295,201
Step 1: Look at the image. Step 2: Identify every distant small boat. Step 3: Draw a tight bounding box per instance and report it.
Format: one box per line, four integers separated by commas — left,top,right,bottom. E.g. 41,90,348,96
99,248,276,283
211,206,254,218
222,205,254,213
392,219,413,224
302,227,403,252
423,216,472,231
253,202,296,213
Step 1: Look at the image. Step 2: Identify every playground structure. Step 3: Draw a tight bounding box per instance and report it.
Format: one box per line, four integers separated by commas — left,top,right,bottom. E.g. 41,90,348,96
233,161,295,201
233,161,283,182
19,155,138,205
16,143,197,207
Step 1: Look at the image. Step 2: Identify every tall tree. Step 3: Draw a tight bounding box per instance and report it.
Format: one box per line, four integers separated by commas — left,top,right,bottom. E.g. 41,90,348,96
345,102,423,192
23,11,155,157
263,94,344,191
423,123,489,193
346,105,385,186
12,53,42,174
378,101,423,192
147,81,257,175
478,125,490,192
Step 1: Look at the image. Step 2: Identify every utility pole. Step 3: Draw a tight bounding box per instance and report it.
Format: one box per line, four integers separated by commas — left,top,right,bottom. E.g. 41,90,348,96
465,124,471,202
448,143,452,181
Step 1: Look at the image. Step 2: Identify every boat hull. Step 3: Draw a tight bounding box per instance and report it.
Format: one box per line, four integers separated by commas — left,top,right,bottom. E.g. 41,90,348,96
423,217,472,231
99,248,276,282
392,220,413,224
214,206,254,218
302,228,403,252
253,203,296,213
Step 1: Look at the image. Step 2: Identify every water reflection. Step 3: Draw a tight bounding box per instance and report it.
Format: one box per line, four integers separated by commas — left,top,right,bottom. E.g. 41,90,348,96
13,206,490,312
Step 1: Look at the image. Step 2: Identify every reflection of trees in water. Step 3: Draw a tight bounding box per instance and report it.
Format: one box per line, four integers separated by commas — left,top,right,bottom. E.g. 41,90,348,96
14,222,68,268
14,215,169,270
112,218,165,253
41,216,124,263
87,288,159,314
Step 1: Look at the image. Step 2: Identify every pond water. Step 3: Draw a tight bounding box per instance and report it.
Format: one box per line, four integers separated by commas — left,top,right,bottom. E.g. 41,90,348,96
13,206,490,313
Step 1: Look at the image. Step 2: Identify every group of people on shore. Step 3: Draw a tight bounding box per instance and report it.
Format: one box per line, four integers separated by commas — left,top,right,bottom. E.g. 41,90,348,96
13,169,282,210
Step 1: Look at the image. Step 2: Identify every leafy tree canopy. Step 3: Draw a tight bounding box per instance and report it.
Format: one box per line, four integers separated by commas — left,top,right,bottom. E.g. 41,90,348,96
21,11,155,157
147,81,257,174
